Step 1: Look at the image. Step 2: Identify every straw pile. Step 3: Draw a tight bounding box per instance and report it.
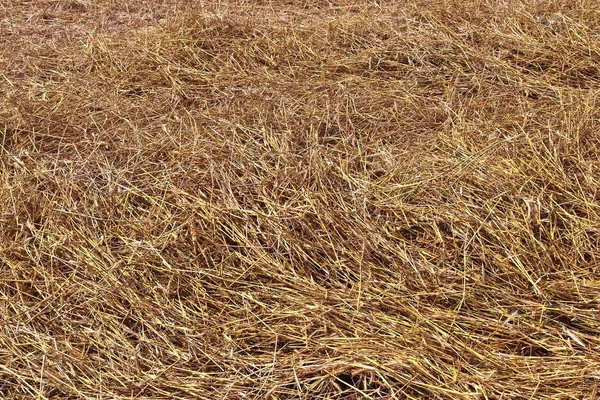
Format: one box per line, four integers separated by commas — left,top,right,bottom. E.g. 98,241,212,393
1,1,600,399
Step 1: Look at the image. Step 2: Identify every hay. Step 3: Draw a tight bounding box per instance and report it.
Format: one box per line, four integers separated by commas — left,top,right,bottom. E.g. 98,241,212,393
1,1,600,399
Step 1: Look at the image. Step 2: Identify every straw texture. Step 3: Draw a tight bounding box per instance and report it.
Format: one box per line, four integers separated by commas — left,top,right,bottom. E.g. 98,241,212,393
1,1,600,399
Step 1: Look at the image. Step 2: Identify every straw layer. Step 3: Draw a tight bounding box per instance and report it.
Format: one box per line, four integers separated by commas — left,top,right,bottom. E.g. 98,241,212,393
1,1,600,399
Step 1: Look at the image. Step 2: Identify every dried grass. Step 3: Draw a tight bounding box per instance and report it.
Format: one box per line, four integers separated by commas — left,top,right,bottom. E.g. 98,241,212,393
1,1,600,399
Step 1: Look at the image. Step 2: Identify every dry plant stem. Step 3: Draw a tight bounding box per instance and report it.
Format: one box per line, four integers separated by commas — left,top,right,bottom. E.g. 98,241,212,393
1,1,600,399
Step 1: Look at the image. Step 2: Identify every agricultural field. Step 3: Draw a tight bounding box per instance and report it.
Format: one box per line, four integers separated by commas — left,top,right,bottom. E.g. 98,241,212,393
1,1,600,399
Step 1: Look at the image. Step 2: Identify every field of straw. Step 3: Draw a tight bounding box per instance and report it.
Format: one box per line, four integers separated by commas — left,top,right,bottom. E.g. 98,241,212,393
1,1,600,399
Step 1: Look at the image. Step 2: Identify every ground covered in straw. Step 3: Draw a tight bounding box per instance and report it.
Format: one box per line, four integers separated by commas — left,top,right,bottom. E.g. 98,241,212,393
1,1,600,399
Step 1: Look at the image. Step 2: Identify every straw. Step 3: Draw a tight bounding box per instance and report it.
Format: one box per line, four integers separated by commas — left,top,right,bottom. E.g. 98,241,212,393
1,1,599,399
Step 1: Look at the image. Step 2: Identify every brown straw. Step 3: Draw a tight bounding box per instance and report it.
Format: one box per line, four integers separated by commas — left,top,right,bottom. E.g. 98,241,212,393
1,1,599,398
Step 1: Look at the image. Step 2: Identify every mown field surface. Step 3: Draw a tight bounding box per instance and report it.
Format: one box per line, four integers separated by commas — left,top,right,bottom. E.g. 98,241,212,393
1,1,600,399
